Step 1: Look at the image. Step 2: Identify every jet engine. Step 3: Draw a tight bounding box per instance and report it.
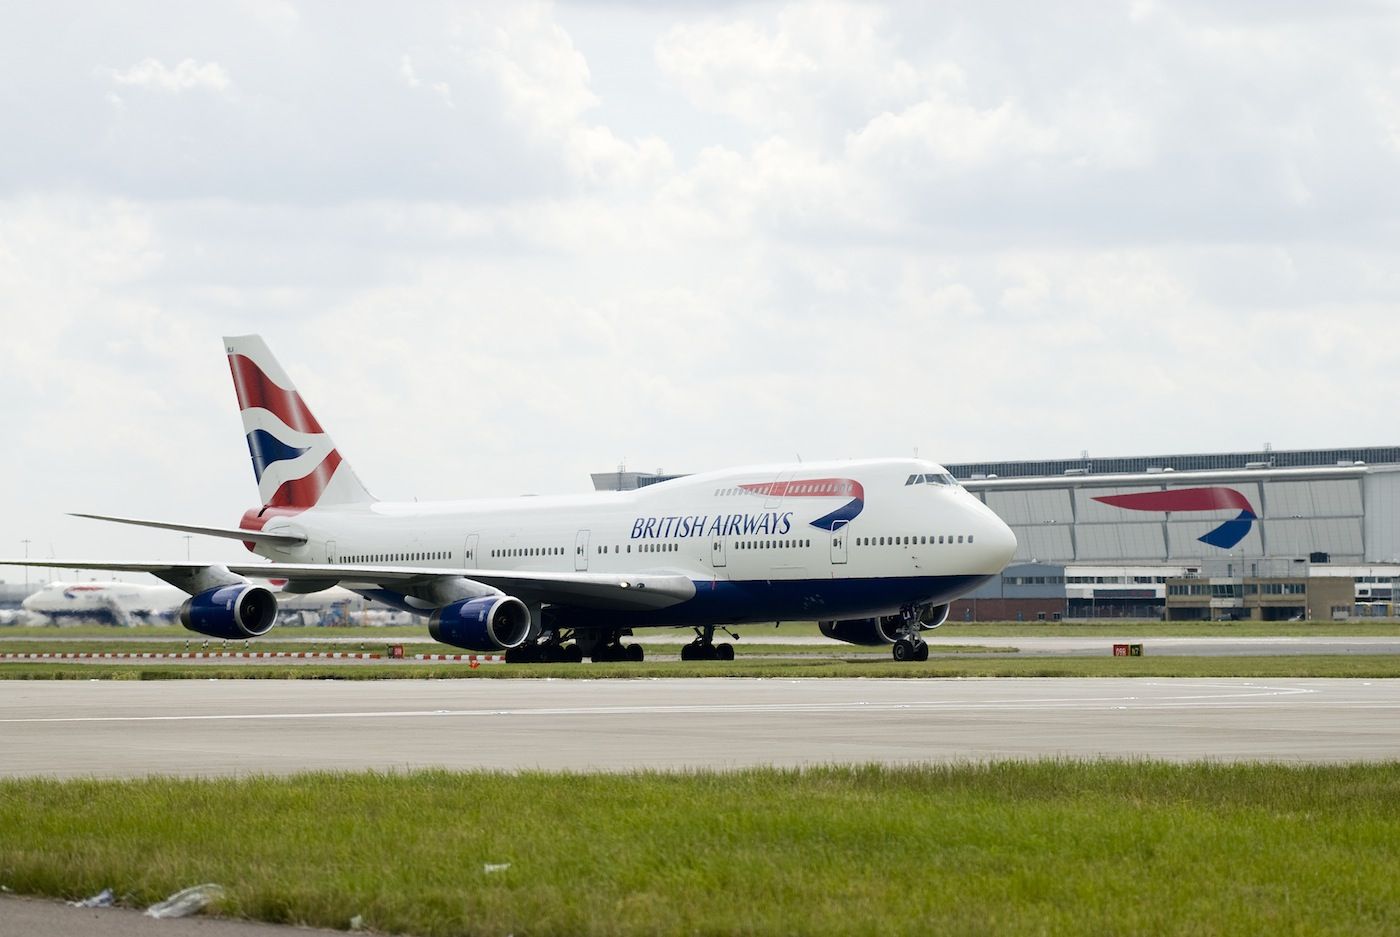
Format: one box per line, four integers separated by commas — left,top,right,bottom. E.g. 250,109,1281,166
428,595,532,652
922,603,951,629
818,617,900,646
180,584,278,640
818,603,951,646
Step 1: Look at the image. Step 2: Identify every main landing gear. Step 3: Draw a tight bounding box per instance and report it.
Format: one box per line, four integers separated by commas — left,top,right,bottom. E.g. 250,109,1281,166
504,631,584,664
578,628,644,663
890,606,930,662
590,639,645,663
504,628,645,663
680,624,736,661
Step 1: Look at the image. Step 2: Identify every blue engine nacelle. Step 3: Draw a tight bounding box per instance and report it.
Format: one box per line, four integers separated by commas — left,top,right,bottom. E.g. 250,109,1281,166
818,604,950,646
818,617,900,646
428,595,532,652
179,584,278,640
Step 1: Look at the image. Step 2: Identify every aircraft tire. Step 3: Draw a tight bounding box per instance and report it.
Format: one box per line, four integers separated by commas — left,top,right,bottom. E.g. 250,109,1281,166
892,639,913,662
716,643,735,661
627,643,644,663
913,641,930,662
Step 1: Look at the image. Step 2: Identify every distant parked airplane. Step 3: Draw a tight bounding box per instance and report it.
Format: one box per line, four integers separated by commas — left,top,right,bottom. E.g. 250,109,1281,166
21,581,183,626
6,336,1017,661
18,580,370,627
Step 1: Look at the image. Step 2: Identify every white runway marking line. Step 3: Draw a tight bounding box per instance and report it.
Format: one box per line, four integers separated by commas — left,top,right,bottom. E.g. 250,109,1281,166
0,683,1322,725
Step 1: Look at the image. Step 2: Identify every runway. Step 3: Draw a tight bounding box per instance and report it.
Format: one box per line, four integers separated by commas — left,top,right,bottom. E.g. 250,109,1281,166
2,678,1398,777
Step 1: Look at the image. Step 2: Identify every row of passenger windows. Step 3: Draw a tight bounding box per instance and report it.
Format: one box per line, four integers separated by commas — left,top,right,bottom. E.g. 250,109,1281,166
735,539,811,550
347,551,451,564
856,535,973,546
345,535,972,566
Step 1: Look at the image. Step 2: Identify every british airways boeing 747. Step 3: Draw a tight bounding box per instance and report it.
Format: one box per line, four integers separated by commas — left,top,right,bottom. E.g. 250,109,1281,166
6,336,1016,662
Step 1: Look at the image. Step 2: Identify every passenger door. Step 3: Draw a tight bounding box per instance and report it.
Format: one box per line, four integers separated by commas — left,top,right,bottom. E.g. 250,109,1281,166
575,529,590,572
829,521,848,565
463,534,479,568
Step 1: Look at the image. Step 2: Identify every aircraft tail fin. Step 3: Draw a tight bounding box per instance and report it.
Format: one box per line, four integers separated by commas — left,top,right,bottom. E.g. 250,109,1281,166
223,335,375,509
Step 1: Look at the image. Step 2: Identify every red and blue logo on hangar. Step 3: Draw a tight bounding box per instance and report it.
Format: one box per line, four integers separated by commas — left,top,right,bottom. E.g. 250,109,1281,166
1092,487,1258,549
739,478,865,530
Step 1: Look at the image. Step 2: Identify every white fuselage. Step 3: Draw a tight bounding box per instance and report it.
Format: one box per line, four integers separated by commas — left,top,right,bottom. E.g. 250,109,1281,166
248,458,1017,626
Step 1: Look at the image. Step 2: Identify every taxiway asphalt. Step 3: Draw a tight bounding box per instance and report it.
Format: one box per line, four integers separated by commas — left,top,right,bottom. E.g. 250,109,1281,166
2,677,1397,778
8,633,1400,657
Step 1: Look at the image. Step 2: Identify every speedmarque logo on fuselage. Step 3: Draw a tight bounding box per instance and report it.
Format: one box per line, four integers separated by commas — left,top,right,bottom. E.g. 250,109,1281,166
629,477,866,539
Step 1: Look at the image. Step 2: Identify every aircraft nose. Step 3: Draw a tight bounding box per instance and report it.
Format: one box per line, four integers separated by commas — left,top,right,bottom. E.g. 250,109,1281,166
982,516,1018,571
962,496,1017,572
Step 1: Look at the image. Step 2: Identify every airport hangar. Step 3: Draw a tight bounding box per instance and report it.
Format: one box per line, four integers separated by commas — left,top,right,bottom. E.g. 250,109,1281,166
594,446,1400,622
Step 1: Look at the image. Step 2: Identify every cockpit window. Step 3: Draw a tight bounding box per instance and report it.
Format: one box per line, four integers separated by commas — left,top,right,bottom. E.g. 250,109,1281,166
905,472,959,487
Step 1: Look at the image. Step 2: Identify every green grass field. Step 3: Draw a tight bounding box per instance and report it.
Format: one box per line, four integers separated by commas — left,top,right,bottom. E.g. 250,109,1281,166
3,763,1398,936
4,654,1400,680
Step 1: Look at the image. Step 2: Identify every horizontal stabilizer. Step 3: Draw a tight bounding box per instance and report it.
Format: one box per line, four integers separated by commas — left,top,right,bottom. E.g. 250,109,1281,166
69,513,307,547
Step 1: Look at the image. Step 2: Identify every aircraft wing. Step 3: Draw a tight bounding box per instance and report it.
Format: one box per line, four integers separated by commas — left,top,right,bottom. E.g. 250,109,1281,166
0,560,696,612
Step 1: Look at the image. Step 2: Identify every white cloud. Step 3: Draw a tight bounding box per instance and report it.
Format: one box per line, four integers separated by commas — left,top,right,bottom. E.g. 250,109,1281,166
108,57,231,93
3,0,1400,572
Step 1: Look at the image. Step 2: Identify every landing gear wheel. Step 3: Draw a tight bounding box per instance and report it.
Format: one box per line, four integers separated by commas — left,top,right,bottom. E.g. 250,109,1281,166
564,643,584,663
683,641,721,661
505,644,539,664
913,641,929,662
892,638,914,662
592,642,642,663
716,643,735,661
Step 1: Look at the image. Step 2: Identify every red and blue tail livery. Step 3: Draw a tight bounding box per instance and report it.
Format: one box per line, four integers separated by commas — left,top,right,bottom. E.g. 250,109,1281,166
1092,487,1258,549
225,336,373,511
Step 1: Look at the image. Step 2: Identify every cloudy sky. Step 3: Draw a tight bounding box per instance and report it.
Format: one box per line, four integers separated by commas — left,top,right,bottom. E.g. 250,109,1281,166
3,0,1399,571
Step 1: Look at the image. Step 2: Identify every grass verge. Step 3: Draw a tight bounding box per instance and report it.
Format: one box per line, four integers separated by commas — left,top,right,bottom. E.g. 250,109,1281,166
3,654,1400,680
2,763,1398,936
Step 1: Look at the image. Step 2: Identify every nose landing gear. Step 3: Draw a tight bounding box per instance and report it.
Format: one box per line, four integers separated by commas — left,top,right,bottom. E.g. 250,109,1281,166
890,605,930,662
892,636,929,662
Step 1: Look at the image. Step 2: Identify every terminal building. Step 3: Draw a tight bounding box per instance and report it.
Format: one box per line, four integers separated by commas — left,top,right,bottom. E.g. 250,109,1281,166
949,446,1400,622
594,446,1400,621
